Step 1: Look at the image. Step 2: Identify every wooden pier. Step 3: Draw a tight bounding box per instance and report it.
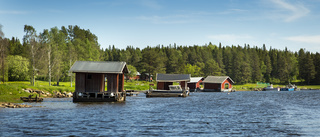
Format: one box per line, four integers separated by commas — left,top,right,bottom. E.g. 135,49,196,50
69,61,129,102
73,91,126,102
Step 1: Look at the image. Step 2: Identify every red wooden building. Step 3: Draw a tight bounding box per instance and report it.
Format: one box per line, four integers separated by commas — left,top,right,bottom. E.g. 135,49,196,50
202,76,234,92
69,61,128,102
156,73,190,90
187,77,204,92
127,72,141,80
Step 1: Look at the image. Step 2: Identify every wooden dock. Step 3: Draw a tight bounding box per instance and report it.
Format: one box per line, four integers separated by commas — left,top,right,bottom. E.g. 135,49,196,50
125,90,140,96
73,92,126,102
146,90,189,97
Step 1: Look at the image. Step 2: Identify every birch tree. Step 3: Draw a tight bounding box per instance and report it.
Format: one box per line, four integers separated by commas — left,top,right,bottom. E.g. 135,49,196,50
23,25,39,86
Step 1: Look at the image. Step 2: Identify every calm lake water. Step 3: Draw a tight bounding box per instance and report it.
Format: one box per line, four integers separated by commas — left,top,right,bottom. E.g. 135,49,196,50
1,90,320,136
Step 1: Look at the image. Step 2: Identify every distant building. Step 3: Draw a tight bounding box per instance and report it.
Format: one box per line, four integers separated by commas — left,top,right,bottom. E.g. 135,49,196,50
127,72,141,80
202,76,234,92
156,73,190,90
141,73,153,81
187,77,204,92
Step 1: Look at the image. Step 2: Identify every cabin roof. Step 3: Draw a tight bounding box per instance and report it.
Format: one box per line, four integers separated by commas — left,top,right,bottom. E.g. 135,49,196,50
202,76,234,84
156,73,191,82
188,77,203,83
69,61,129,74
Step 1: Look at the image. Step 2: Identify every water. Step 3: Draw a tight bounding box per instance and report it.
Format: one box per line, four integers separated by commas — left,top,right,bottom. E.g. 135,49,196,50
1,90,320,136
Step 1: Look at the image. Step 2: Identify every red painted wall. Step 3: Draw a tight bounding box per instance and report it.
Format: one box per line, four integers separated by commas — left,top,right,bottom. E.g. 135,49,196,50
221,78,233,89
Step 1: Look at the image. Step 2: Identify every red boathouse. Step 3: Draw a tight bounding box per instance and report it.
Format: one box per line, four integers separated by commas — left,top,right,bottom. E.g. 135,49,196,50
202,76,234,92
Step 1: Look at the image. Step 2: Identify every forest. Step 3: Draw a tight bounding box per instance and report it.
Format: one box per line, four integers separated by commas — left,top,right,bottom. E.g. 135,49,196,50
0,24,320,85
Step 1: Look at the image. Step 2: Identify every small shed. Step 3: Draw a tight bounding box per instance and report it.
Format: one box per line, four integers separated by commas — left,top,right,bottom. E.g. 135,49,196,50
141,73,153,81
127,72,141,80
202,76,234,92
69,61,129,102
187,77,204,92
156,73,191,90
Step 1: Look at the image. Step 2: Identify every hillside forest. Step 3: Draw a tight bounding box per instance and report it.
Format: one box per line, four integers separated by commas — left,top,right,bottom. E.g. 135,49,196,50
0,25,319,85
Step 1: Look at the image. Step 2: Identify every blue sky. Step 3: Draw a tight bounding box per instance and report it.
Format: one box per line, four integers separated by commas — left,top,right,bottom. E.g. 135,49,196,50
1,0,320,52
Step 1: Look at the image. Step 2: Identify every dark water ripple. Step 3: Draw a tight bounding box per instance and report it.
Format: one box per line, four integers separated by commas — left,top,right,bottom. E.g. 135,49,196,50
1,90,320,136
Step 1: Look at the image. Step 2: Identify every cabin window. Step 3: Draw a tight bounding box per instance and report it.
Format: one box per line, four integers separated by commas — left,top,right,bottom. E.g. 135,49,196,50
225,83,229,89
87,74,92,79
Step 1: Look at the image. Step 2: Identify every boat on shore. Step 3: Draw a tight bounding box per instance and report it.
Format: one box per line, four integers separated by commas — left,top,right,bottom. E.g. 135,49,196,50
20,95,43,102
263,84,280,91
280,83,299,91
146,85,189,97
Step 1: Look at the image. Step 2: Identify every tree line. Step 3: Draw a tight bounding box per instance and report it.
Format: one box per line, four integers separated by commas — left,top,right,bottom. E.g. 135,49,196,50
0,24,319,85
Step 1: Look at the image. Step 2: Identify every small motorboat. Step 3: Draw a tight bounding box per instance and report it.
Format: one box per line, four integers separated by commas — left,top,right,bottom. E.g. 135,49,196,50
146,85,189,97
263,84,280,91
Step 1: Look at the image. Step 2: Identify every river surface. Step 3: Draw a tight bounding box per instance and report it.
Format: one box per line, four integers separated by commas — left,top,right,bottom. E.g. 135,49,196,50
1,90,320,136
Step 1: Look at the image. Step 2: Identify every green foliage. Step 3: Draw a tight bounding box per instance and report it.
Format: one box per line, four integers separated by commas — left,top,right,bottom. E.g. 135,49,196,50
1,24,319,85
203,59,221,76
7,55,29,81
184,63,203,77
126,65,138,79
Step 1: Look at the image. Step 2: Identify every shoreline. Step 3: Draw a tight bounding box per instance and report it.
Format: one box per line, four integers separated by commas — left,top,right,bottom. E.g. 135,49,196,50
0,102,32,108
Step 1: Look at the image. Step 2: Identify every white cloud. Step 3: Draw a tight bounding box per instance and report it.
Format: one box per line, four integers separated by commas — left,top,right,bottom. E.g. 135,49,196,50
285,35,320,44
270,0,310,22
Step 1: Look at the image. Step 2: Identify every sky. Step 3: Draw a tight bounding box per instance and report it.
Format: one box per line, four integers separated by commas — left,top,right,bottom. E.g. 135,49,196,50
1,0,320,53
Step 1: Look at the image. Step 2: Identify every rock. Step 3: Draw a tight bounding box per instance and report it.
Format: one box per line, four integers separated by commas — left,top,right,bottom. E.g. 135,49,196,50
26,88,33,92
0,102,32,108
66,92,73,97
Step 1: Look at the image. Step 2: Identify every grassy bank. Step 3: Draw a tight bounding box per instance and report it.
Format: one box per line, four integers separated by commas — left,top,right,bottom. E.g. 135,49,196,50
0,80,156,103
233,83,320,91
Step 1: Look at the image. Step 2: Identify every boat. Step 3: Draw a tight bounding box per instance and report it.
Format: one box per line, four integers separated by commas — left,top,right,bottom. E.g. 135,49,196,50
146,85,189,97
263,84,280,91
20,95,43,102
126,90,140,96
280,83,298,91
280,87,294,91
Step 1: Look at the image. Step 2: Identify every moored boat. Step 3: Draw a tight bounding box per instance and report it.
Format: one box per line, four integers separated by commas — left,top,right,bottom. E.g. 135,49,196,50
146,85,189,97
280,83,299,91
263,84,280,91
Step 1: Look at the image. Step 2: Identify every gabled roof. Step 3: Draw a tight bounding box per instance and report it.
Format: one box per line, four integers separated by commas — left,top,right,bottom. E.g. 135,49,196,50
202,76,234,84
136,72,141,75
69,61,129,74
188,77,203,83
156,73,191,82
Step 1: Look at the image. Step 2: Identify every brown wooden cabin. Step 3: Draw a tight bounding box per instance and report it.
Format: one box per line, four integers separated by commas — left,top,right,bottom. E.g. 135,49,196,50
69,61,129,102
156,73,191,90
202,76,234,92
187,77,204,92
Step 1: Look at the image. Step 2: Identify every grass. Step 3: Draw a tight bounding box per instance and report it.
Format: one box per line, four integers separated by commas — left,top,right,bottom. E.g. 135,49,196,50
124,80,156,91
0,81,75,103
0,84,31,103
233,83,320,91
0,80,155,103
